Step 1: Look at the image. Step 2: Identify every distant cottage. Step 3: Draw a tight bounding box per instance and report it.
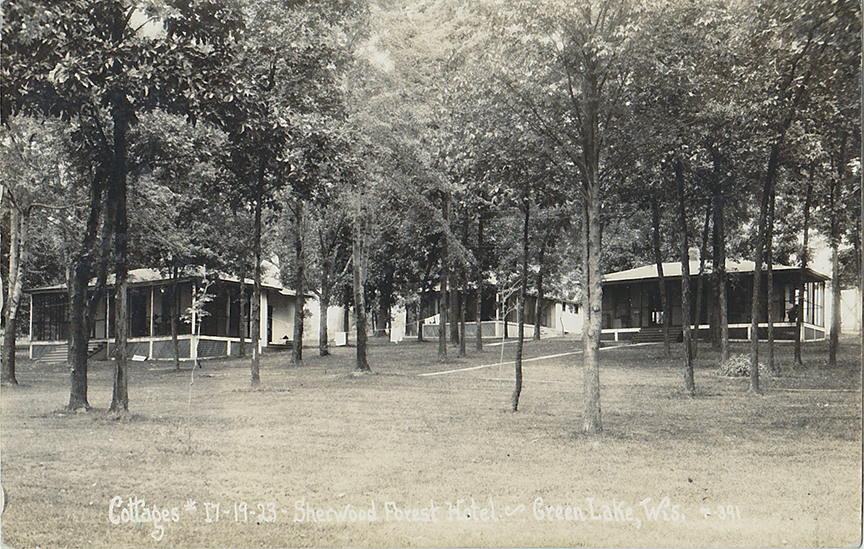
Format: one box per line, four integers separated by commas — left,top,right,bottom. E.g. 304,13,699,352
600,259,829,343
27,268,304,362
415,286,583,340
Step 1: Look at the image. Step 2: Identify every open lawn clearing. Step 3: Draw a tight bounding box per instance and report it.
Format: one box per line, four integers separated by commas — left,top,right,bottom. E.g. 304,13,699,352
1,337,861,548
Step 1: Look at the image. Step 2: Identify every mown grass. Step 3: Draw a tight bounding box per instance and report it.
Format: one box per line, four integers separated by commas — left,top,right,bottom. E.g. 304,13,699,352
1,335,861,548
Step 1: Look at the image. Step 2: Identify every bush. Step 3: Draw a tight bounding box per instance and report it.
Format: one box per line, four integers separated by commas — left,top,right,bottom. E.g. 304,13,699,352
717,354,772,378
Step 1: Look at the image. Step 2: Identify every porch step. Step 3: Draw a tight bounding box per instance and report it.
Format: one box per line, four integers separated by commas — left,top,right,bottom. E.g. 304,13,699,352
37,341,108,365
87,341,107,359
632,327,678,344
263,341,294,353
37,347,68,365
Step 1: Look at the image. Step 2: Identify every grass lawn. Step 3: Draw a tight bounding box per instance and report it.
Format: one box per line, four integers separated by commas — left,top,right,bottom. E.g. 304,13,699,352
1,335,861,548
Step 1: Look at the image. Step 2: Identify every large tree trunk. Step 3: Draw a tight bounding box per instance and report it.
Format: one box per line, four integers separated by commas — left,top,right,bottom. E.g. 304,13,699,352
651,196,671,357
795,172,813,365
577,61,604,434
67,262,90,408
475,213,484,351
352,213,371,373
67,170,106,409
512,199,529,412
108,106,129,414
692,201,712,359
675,160,695,395
2,206,28,386
292,200,304,366
749,144,780,394
582,184,603,434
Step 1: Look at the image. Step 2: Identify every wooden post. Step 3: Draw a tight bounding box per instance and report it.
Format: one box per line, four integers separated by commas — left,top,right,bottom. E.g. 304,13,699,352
191,282,198,365
29,294,34,359
225,287,231,336
259,291,268,352
106,293,111,352
149,286,155,337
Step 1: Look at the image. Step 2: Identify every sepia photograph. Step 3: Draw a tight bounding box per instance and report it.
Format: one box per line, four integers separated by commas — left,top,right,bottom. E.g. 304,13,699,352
1,0,862,547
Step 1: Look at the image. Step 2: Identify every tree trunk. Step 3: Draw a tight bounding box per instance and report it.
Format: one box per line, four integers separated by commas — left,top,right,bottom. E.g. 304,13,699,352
292,200,304,366
449,206,459,346
828,131,847,367
675,160,695,396
583,186,603,434
475,213,484,351
380,269,393,338
713,182,729,363
67,170,106,409
239,262,247,358
709,144,729,361
450,285,459,345
170,265,180,369
2,206,27,386
766,182,776,373
108,105,129,414
0,186,3,316
67,261,90,409
438,198,449,362
250,174,263,386
459,280,467,358
750,144,779,394
374,298,385,337
376,271,393,339
1,319,17,386
438,262,448,360
692,201,712,359
533,238,546,341
502,293,508,339
512,198,529,412
352,212,370,372
795,170,814,365
651,196,671,357
416,298,424,342
319,284,331,357
830,237,841,366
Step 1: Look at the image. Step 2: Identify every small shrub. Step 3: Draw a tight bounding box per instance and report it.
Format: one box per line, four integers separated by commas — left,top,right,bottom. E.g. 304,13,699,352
717,354,772,378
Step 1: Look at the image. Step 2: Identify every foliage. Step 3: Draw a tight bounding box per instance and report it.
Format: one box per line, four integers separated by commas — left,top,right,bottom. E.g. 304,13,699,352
716,354,773,378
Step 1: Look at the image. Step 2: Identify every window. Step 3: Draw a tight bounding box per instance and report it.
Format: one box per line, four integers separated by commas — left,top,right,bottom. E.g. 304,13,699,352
802,281,825,327
32,293,69,341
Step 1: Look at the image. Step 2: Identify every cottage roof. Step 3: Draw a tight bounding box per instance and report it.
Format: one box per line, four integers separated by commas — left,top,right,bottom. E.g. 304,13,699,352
602,259,830,284
26,266,300,296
